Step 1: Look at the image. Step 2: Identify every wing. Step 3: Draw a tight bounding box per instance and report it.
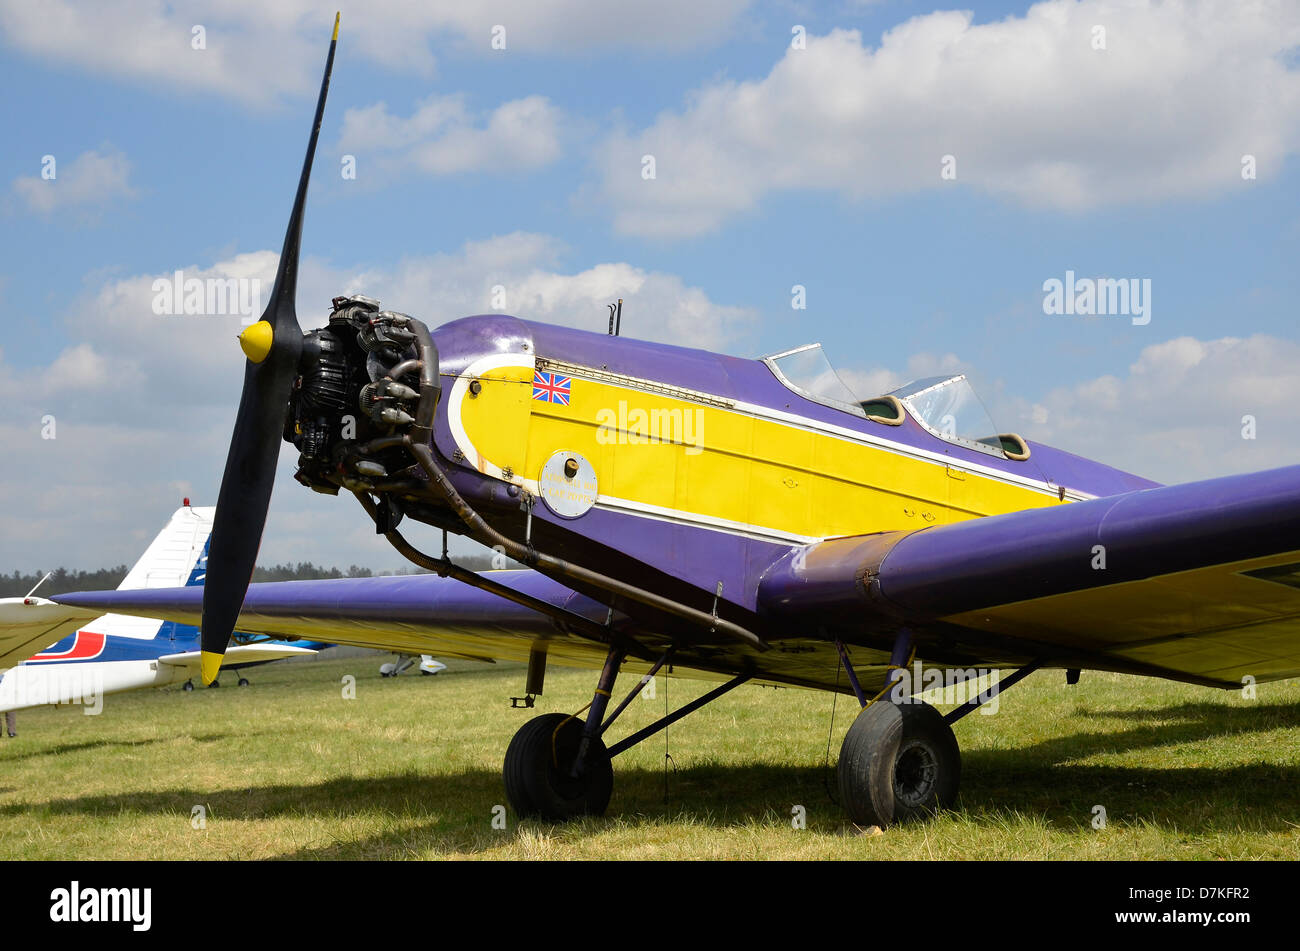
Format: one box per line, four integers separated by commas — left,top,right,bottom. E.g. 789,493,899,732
158,644,319,673
53,571,652,679
0,597,100,670
759,464,1300,688
51,571,843,692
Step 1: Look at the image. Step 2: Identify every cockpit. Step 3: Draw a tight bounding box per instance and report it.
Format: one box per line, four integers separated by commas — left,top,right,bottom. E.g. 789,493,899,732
762,343,1030,460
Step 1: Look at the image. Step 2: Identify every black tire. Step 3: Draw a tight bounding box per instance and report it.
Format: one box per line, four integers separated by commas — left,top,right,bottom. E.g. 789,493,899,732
208,680,220,689
182,681,194,692
238,678,250,687
838,700,960,827
504,713,613,821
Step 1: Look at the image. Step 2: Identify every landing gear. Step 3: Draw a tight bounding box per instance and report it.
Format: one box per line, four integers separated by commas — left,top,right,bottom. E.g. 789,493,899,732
502,645,748,822
238,677,250,687
837,700,959,827
182,680,194,692
505,647,624,820
833,637,1041,827
498,635,1035,826
504,713,613,819
208,679,220,688
380,654,417,678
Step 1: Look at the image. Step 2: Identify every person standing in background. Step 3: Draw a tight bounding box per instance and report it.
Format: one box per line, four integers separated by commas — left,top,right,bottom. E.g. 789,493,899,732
0,672,12,736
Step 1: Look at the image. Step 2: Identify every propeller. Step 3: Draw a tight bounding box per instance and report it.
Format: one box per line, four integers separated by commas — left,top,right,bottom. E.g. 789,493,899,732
199,13,340,684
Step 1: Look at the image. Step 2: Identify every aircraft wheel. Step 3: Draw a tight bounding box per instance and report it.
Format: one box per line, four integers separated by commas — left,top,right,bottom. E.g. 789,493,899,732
838,700,960,827
238,678,250,687
208,680,220,689
504,713,613,821
182,681,194,692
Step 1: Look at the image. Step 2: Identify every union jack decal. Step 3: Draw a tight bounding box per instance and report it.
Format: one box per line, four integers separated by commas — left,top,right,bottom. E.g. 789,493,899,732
532,371,572,405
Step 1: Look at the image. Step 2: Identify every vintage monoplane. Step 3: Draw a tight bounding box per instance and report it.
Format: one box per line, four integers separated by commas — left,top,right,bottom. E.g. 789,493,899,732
58,18,1300,826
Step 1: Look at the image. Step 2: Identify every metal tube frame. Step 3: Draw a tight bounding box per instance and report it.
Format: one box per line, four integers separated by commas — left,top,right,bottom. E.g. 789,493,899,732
602,647,675,732
573,647,625,778
353,490,625,647
943,660,1043,724
888,628,913,692
834,640,869,708
605,674,751,759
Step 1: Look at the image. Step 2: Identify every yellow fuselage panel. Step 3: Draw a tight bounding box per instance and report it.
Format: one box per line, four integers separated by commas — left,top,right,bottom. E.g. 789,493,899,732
457,365,535,475
456,365,1063,540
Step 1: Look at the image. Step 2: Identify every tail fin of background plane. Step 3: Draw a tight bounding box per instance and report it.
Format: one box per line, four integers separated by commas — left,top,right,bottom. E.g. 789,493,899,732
118,502,214,591
73,503,214,641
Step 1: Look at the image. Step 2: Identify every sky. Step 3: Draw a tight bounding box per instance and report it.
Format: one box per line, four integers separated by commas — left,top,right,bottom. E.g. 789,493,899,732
1,0,1298,572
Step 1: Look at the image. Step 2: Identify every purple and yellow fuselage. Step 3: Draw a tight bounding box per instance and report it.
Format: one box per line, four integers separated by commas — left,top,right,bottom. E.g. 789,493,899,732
431,315,1154,626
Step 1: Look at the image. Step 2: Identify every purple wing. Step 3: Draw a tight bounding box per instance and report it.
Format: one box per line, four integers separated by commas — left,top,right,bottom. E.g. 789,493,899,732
759,464,1300,688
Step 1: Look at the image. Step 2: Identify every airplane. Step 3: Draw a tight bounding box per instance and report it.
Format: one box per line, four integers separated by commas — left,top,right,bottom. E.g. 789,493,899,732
54,16,1300,827
0,504,324,717
379,654,447,677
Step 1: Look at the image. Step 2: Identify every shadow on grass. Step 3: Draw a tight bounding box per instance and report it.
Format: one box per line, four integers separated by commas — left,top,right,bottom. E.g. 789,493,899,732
1076,700,1300,728
3,700,1298,855
958,762,1300,833
274,758,1300,857
5,751,1300,857
967,701,1300,768
0,731,259,764
0,737,166,762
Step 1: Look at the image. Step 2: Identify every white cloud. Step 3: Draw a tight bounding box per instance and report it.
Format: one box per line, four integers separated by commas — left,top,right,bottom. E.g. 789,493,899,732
339,95,563,177
44,343,114,390
3,233,749,423
1012,335,1300,482
0,0,752,105
370,234,753,349
0,234,751,570
10,148,135,216
598,1,1300,236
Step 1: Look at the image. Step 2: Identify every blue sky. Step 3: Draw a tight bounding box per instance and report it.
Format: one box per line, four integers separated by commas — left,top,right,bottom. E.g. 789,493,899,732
2,0,1298,571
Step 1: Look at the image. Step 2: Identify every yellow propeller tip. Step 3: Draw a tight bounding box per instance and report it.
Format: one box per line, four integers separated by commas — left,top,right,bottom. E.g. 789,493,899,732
333,13,340,41
200,651,224,685
238,320,273,364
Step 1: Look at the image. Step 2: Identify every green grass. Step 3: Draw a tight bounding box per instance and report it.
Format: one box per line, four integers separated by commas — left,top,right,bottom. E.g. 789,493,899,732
3,653,1299,859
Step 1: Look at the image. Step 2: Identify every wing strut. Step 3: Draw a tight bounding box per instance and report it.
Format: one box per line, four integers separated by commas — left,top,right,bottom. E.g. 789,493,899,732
942,660,1042,725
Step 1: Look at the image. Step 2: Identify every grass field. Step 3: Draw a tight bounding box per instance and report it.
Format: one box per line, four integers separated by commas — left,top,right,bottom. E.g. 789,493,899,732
3,652,1299,860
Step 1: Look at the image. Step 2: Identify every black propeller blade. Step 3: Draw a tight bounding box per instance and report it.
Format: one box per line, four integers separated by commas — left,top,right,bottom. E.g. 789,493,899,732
200,13,340,684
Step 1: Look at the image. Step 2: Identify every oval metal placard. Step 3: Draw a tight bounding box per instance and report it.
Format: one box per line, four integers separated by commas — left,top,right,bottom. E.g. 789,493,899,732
538,450,598,519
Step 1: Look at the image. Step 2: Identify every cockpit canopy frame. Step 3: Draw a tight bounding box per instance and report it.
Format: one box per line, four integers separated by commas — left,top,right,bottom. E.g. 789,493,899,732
762,346,1030,461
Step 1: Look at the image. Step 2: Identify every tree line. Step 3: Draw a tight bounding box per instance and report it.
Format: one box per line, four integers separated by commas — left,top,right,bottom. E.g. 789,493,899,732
0,554,511,599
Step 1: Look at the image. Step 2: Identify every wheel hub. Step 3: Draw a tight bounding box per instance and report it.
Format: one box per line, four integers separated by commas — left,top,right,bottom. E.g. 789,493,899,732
894,737,939,808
